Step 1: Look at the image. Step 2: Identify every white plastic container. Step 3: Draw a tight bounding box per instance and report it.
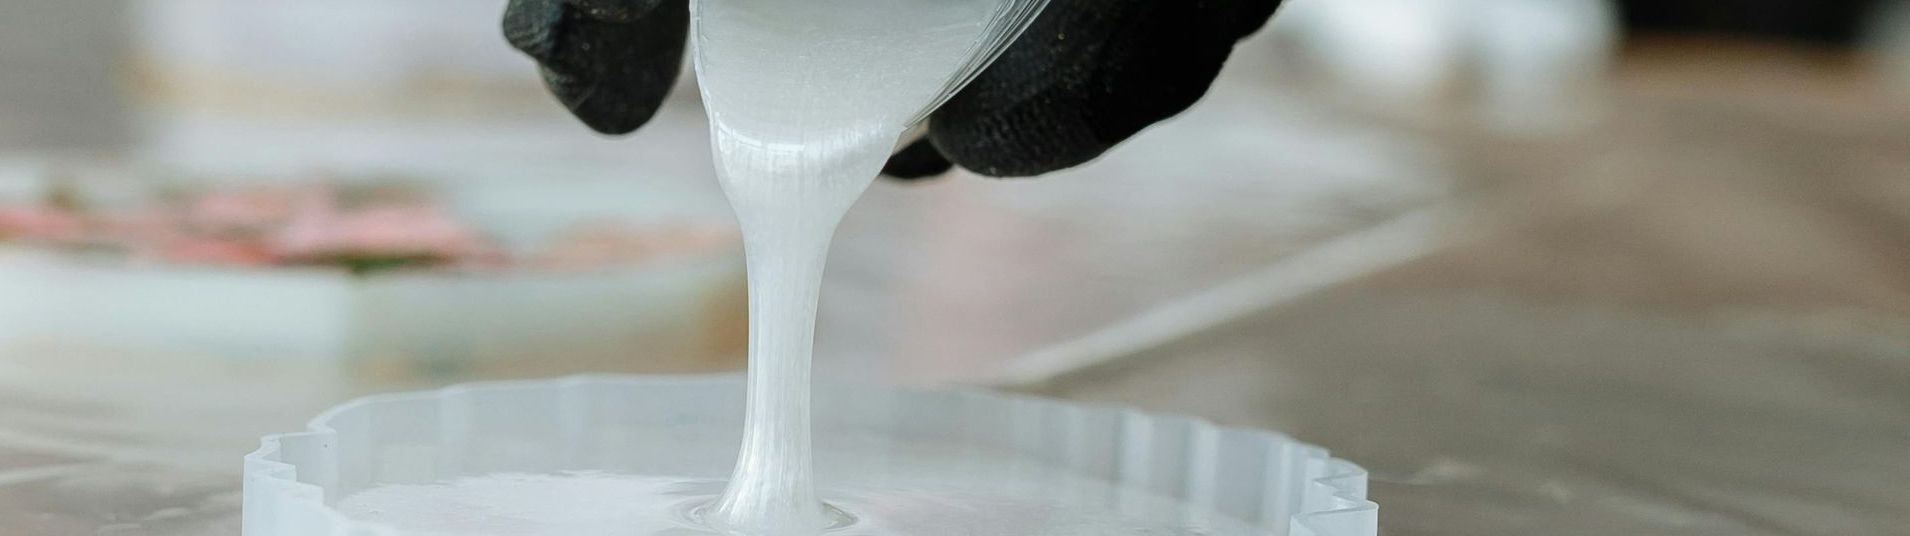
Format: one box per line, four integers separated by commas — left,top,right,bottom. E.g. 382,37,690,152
244,375,1377,536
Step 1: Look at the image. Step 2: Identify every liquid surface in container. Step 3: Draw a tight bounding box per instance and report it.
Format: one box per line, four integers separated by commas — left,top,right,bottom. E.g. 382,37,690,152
336,435,1266,536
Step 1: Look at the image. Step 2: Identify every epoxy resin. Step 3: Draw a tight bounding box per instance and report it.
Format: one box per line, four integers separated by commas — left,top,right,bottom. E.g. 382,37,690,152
690,0,1006,533
337,435,1266,536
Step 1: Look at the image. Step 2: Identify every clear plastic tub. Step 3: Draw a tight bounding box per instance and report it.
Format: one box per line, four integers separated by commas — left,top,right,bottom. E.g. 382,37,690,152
243,375,1376,536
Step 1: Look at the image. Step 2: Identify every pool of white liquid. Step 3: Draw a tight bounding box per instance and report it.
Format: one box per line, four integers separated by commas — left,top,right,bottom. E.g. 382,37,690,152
336,433,1264,536
241,377,1375,536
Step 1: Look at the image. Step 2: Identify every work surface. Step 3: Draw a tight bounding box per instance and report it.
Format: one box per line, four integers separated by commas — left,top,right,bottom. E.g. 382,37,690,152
3,22,1909,536
1030,44,1910,535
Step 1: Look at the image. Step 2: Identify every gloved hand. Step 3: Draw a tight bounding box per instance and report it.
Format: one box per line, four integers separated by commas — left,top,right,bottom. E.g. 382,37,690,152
504,0,1283,178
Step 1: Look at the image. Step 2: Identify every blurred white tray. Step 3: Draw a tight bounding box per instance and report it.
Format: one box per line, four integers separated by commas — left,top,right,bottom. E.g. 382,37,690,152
0,160,746,378
0,248,742,375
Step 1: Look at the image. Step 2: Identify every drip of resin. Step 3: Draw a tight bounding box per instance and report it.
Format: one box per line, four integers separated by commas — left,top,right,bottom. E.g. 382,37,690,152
690,0,1004,533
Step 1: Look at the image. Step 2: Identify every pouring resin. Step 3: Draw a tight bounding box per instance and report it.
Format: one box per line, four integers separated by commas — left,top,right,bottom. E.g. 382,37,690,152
691,0,1046,532
286,1,1379,536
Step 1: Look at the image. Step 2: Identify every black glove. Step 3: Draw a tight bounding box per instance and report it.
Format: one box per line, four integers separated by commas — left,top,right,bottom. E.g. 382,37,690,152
504,0,1282,178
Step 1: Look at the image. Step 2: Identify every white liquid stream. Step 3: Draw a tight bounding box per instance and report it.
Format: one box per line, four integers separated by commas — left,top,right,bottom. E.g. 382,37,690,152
691,0,1002,533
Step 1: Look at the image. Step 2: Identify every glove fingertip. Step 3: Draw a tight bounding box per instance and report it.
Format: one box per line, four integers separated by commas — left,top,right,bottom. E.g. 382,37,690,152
504,0,565,59
509,0,687,136
546,75,658,135
881,139,957,180
562,0,666,22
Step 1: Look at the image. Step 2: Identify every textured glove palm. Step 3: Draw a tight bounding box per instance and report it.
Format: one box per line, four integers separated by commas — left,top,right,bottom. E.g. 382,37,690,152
504,0,1282,178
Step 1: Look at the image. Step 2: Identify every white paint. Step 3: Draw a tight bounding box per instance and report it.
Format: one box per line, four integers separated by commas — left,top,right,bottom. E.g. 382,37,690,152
337,439,1265,536
688,0,1038,533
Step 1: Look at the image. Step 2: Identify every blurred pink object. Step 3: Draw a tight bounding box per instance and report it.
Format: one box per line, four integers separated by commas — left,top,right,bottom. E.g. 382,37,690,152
536,222,737,270
187,184,330,233
0,206,85,242
154,237,277,266
94,208,178,243
3,177,723,273
271,204,490,265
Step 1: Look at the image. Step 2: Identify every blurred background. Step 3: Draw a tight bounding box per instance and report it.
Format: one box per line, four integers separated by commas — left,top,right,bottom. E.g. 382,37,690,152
1,0,1906,535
